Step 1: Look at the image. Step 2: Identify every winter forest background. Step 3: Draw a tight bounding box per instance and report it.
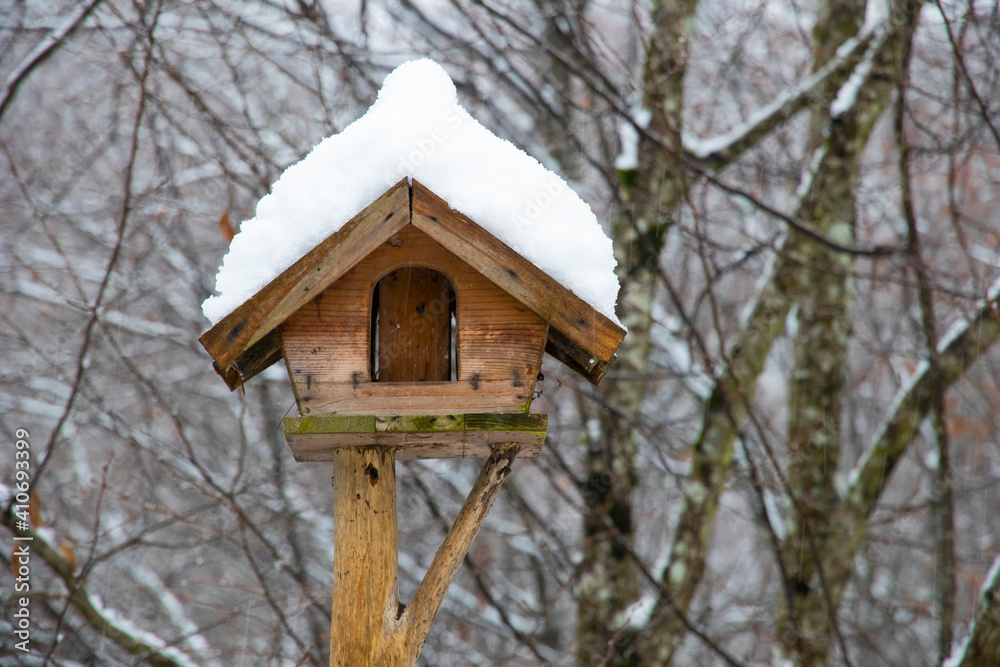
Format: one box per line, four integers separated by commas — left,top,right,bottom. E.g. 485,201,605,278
2,0,999,665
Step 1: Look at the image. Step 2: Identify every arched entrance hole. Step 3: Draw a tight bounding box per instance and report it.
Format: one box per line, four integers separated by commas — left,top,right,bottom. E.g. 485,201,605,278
371,267,456,382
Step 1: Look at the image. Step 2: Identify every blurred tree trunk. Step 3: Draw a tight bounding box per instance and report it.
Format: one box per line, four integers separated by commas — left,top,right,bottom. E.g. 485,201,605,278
778,5,920,665
774,0,869,663
575,1,698,664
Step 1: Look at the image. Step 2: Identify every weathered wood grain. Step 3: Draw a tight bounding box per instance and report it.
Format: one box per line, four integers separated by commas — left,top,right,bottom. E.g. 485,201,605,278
330,447,404,666
375,267,452,382
280,224,548,415
212,328,283,389
544,327,614,385
326,444,524,665
284,412,547,460
293,380,534,417
200,179,410,387
410,180,625,378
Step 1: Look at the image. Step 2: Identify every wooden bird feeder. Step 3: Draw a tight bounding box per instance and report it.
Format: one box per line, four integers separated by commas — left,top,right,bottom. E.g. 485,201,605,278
199,178,625,665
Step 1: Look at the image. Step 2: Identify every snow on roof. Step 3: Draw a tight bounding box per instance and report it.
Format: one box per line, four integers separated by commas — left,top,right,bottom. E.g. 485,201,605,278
202,59,621,326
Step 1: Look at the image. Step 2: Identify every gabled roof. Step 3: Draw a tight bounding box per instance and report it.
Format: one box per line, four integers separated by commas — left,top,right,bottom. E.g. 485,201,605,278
201,60,621,328
200,180,625,388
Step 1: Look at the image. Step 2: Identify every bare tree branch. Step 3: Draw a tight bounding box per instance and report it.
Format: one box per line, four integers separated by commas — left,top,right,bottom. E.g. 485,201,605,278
33,3,154,489
0,0,105,122
844,277,1000,529
934,0,1000,153
3,514,197,667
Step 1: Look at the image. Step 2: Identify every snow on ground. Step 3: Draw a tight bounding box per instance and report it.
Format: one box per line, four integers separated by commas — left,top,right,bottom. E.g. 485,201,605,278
202,59,621,325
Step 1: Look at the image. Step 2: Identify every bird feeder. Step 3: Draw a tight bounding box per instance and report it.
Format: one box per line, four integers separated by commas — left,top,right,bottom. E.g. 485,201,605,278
198,61,624,667
201,179,622,459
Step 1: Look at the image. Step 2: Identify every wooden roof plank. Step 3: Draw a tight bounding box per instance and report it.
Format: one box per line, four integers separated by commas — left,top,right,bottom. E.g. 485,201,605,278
544,329,613,385
212,328,283,390
200,179,410,376
410,180,625,366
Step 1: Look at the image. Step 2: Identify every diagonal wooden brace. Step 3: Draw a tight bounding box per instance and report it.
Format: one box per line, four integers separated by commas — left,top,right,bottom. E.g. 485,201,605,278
329,443,521,666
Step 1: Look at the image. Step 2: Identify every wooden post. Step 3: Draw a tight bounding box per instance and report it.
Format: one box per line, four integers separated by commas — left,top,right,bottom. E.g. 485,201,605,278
330,447,404,666
328,443,521,666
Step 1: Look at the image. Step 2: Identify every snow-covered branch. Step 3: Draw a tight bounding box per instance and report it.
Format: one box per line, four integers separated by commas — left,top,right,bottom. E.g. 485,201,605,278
683,23,885,166
2,508,200,667
845,277,1000,520
944,555,1000,667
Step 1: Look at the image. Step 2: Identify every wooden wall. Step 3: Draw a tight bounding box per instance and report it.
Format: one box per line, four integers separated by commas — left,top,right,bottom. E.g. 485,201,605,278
279,224,548,416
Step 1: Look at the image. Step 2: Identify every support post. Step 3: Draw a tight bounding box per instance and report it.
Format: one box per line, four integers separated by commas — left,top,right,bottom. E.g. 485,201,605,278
328,443,521,666
402,442,521,662
330,447,404,666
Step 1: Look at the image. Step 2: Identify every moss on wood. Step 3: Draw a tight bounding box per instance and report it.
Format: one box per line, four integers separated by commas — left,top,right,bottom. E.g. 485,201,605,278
283,412,548,461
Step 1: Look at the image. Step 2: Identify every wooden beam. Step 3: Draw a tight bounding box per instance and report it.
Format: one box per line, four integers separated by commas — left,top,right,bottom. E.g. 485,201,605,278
293,378,534,417
200,179,410,385
212,328,283,390
330,447,405,666
410,180,625,373
400,443,521,663
544,327,614,385
284,412,547,460
325,444,523,666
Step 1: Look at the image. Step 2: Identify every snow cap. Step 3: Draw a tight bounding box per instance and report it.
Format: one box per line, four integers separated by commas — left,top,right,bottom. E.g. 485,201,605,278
202,59,621,325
